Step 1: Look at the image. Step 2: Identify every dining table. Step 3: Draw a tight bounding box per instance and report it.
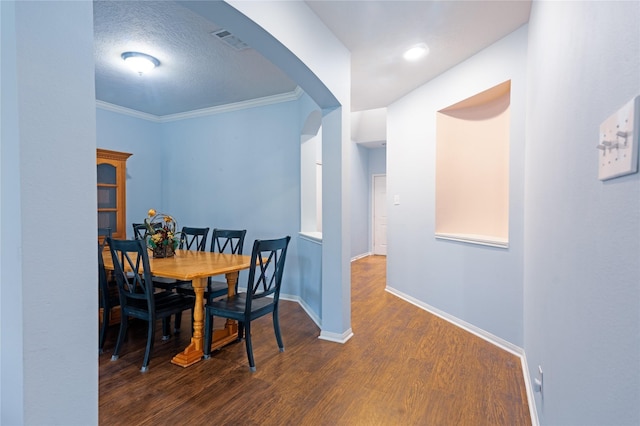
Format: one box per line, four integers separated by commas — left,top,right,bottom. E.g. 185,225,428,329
103,248,252,367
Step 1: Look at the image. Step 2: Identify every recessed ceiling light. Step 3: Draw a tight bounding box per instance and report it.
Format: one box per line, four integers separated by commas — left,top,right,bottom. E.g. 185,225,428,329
121,52,160,75
403,43,429,61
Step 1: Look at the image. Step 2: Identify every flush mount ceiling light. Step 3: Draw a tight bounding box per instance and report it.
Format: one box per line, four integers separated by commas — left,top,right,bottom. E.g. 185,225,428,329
121,51,160,75
403,43,430,61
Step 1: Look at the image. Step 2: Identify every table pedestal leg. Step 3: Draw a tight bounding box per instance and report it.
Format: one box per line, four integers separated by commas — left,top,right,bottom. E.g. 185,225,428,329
171,277,206,367
208,271,240,352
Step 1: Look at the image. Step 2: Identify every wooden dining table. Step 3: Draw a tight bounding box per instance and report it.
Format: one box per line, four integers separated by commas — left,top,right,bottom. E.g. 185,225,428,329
103,249,252,367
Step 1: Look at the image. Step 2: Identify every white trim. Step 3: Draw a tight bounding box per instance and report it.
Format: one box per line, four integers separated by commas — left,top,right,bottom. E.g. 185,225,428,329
269,292,355,344
96,100,162,122
318,328,354,344
351,252,372,262
96,86,303,123
161,88,303,122
386,286,521,354
520,350,541,426
298,231,322,244
281,292,353,344
279,293,321,329
256,285,540,422
435,232,509,249
385,285,538,426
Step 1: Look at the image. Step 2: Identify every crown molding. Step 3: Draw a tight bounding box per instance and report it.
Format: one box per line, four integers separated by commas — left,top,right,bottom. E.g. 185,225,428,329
96,86,304,123
95,101,163,122
161,86,303,122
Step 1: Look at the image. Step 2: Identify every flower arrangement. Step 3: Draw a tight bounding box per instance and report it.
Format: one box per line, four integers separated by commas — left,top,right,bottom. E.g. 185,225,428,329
143,209,180,258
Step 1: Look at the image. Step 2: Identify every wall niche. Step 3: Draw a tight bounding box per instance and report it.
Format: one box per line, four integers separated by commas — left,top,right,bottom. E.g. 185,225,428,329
435,80,511,248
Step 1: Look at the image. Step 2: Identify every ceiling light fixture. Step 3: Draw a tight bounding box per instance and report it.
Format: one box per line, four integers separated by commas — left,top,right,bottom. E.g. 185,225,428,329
403,43,429,61
121,51,160,75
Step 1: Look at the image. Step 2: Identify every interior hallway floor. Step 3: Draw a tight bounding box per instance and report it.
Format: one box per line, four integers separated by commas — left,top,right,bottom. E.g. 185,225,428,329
99,255,531,425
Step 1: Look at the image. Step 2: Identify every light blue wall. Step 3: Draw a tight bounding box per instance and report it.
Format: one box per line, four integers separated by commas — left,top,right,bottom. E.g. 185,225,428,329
319,107,352,337
387,26,527,347
368,147,386,176
525,2,640,424
97,95,327,325
1,2,24,423
297,93,324,323
160,101,302,296
1,1,98,424
96,108,164,239
368,147,386,251
351,142,370,258
297,236,322,324
351,144,387,258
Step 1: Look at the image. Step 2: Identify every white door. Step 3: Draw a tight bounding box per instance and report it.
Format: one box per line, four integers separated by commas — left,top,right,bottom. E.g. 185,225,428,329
373,175,387,255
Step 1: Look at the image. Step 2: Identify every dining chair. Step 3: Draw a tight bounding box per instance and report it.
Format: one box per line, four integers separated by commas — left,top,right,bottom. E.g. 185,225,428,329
207,229,247,300
132,222,147,240
175,228,246,302
179,226,209,251
98,228,118,354
132,222,162,241
98,226,112,246
106,237,195,372
132,221,178,297
203,236,290,372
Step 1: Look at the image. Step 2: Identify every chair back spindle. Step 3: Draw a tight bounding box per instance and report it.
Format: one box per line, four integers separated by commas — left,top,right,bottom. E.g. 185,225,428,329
246,237,290,307
179,226,210,251
132,222,162,240
211,229,246,255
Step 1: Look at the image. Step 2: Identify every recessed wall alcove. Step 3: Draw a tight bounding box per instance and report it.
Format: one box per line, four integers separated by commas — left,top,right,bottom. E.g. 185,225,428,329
300,109,323,242
435,80,511,248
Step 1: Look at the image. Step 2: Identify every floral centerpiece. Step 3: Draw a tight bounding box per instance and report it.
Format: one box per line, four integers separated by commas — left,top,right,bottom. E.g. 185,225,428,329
143,209,180,258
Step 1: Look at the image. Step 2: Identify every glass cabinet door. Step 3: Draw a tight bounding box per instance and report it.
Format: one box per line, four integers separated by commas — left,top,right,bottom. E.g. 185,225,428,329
97,163,118,231
97,149,131,240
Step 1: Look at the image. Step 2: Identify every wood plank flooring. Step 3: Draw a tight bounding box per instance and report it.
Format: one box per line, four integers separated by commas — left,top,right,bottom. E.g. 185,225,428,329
99,255,531,425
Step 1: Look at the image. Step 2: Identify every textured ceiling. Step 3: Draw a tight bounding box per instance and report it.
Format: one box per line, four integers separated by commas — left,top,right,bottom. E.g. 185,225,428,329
93,1,297,116
94,1,531,117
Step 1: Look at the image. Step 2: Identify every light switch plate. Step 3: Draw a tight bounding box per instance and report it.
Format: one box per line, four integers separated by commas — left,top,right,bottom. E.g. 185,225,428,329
598,95,640,181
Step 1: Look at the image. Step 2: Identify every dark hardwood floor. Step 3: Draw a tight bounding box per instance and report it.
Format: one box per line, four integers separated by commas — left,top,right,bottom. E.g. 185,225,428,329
99,255,531,425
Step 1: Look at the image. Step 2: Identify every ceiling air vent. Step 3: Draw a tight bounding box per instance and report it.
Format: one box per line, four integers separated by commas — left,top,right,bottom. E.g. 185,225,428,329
211,29,250,51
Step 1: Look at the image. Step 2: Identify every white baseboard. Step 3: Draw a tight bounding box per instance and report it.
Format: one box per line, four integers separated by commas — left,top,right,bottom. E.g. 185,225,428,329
385,285,539,426
351,252,372,262
271,285,539,422
519,349,540,426
318,328,354,344
281,293,353,344
279,293,321,329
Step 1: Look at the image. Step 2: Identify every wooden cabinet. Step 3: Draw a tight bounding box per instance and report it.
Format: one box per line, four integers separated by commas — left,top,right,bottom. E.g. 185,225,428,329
97,149,131,241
